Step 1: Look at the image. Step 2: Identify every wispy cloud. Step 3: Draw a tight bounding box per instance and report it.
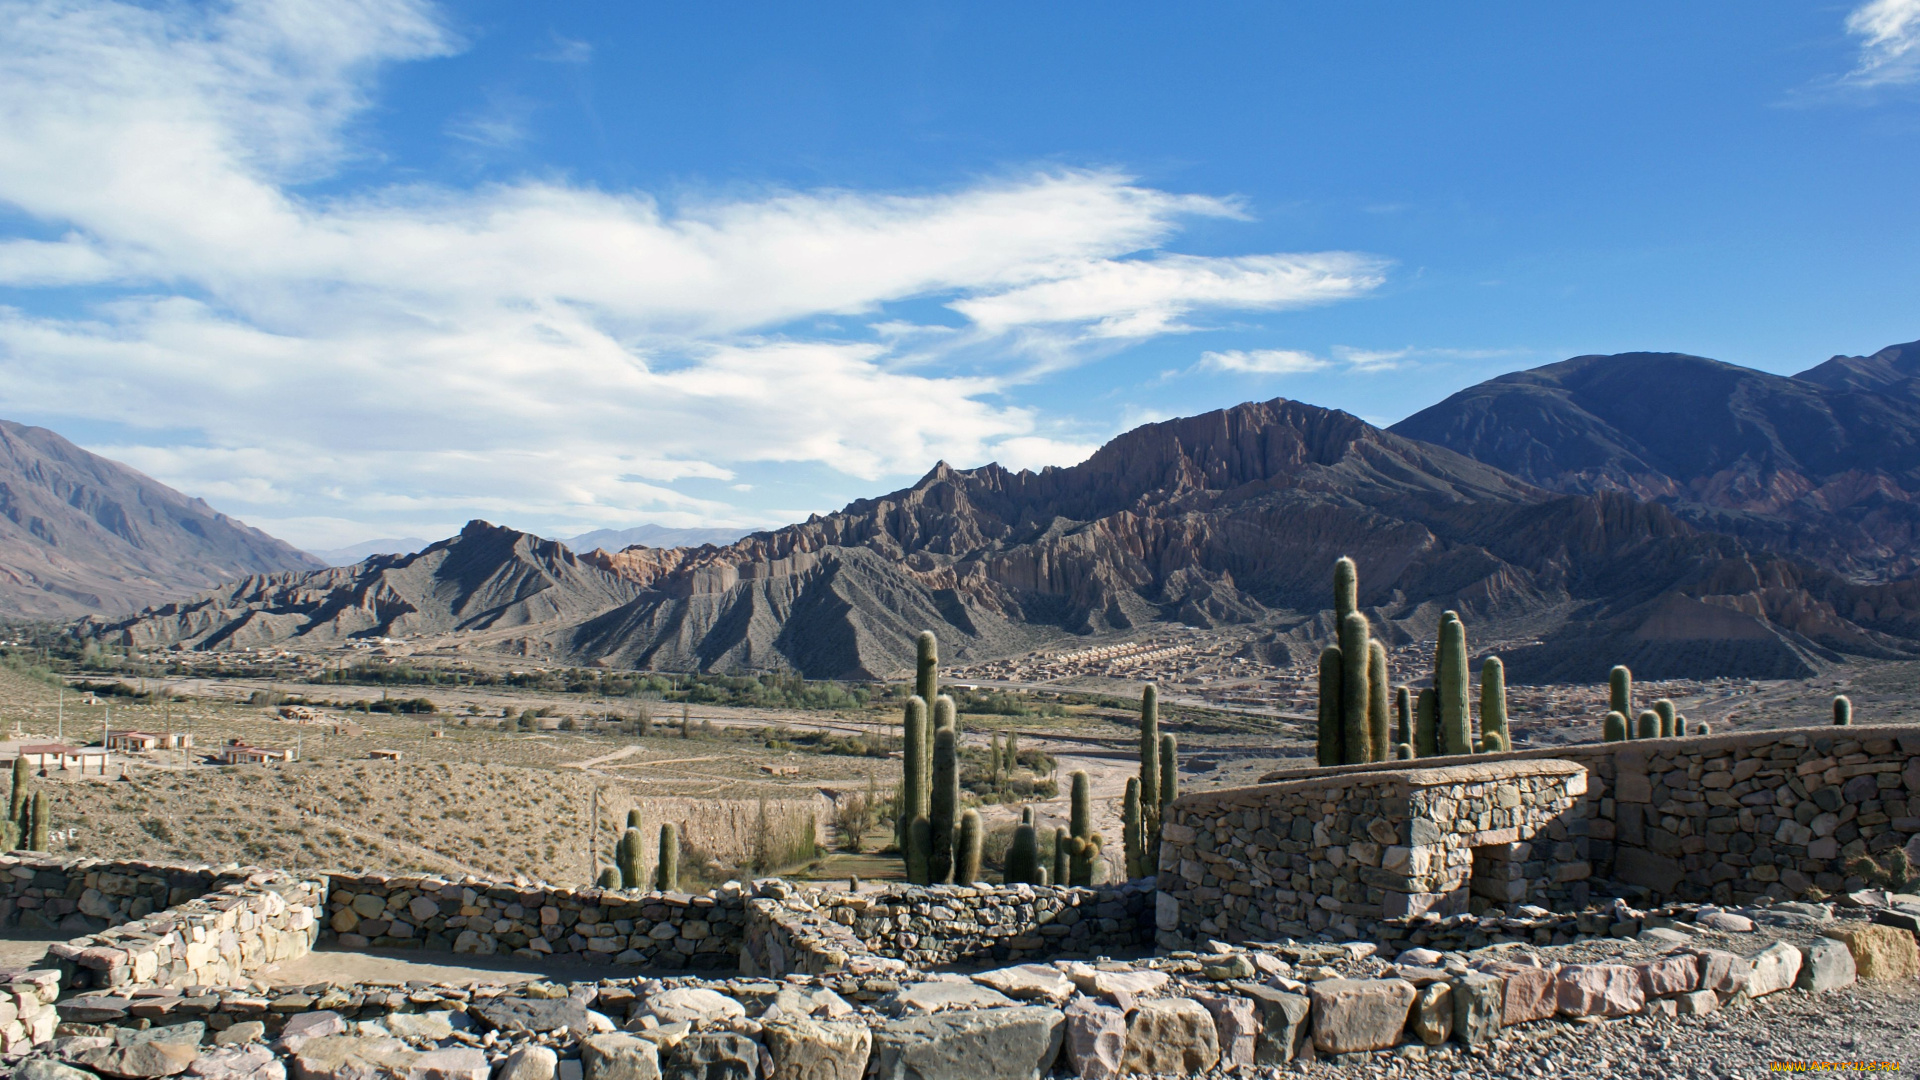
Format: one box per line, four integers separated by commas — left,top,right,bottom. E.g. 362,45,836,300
1197,349,1330,375
0,0,1384,547
1845,0,1920,86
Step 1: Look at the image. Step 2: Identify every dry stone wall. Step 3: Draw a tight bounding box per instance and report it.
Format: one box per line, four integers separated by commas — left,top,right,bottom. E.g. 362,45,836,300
0,856,227,935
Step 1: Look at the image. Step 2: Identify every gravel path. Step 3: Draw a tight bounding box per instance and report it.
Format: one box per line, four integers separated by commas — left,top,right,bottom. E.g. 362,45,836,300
1302,981,1920,1078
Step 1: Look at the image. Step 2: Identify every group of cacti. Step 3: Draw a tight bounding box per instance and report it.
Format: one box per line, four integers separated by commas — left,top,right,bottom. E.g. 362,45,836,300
1004,769,1103,886
1123,685,1177,879
1600,666,1708,742
897,631,985,886
595,808,679,891
1316,558,1510,764
986,729,1022,790
5,757,47,852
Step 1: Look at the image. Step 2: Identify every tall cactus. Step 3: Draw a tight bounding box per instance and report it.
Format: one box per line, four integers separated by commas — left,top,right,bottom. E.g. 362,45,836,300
1653,699,1676,738
1007,807,1040,885
1339,611,1372,764
1636,710,1660,740
29,792,45,853
1415,688,1439,758
654,823,678,890
989,731,1003,789
916,631,939,785
1316,646,1343,767
1394,686,1412,749
1005,730,1019,773
626,808,643,830
1070,770,1091,840
1123,777,1143,879
955,809,983,885
1833,695,1852,726
1052,827,1069,886
1437,612,1470,755
1609,665,1632,721
930,726,959,883
1367,640,1390,764
1603,711,1628,742
899,695,928,850
9,756,27,831
1159,734,1178,807
1480,656,1508,752
907,817,932,884
1334,556,1358,621
617,826,645,890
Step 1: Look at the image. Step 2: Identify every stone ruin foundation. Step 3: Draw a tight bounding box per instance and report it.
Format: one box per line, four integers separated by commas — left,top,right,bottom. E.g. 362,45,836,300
0,723,1914,1077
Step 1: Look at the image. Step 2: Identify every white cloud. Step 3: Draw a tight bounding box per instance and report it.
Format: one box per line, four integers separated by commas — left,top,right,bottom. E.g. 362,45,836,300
1333,346,1411,372
1845,0,1920,86
1198,349,1331,375
0,0,1385,549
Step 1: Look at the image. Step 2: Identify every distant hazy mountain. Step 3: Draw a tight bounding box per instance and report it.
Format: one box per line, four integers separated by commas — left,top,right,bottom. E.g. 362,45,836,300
1391,342,1920,583
83,397,1920,682
557,524,753,551
312,538,433,566
0,420,324,617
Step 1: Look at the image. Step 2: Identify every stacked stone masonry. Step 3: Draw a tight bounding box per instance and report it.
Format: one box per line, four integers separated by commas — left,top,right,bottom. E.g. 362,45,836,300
1160,725,1920,947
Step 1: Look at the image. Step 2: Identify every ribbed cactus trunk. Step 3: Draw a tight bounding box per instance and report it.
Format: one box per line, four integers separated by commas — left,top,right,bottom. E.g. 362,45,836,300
1415,688,1438,758
1367,640,1390,763
1007,808,1040,885
1833,695,1852,726
1437,613,1470,755
9,756,26,830
597,867,622,889
654,823,678,890
1122,777,1143,879
1653,699,1676,738
1005,730,1019,772
626,808,643,830
1394,686,1411,749
617,826,645,889
1636,711,1660,740
955,809,983,885
1316,647,1343,767
907,817,931,884
1609,666,1632,720
1339,612,1372,764
1334,556,1358,621
1480,656,1508,752
899,695,928,851
1052,827,1069,886
916,631,939,785
1158,734,1177,807
1069,770,1091,840
989,732,1003,790
930,726,959,883
1603,711,1628,742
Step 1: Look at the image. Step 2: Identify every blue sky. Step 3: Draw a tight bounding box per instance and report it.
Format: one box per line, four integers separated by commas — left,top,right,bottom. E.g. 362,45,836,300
1,1,1917,551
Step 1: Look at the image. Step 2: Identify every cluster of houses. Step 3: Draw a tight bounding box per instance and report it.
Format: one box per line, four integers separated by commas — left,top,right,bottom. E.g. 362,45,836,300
1,730,306,773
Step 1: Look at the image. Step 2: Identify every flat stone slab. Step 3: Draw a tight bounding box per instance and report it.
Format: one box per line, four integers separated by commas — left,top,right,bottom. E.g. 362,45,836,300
869,1006,1065,1080
971,965,1075,1005
760,1018,871,1080
880,981,1017,1017
639,989,747,1027
471,998,595,1035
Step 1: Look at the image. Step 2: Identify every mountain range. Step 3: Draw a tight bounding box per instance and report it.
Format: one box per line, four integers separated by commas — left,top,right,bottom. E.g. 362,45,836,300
71,338,1920,682
0,421,323,617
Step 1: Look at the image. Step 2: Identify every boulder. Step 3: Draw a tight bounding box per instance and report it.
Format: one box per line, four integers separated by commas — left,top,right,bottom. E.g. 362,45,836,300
1826,925,1920,981
1796,938,1857,992
1634,954,1699,998
410,1049,490,1080
971,966,1075,1006
1119,999,1219,1077
385,1013,455,1042
1746,942,1803,998
288,1035,418,1080
1674,990,1719,1017
129,1023,207,1048
278,1012,347,1053
1477,962,1555,1025
1231,984,1309,1065
662,1033,759,1080
1555,965,1644,1018
213,1023,267,1047
1693,950,1750,997
74,1040,201,1079
1194,994,1257,1070
1694,911,1754,933
1409,983,1451,1047
19,1061,100,1080
880,982,1017,1017
185,1046,285,1080
582,1034,663,1080
473,998,595,1035
1062,998,1126,1080
868,1006,1065,1080
1063,966,1168,1003
1450,973,1501,1049
1308,979,1416,1056
760,1017,870,1080
768,987,853,1021
639,990,747,1028
498,1046,560,1080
